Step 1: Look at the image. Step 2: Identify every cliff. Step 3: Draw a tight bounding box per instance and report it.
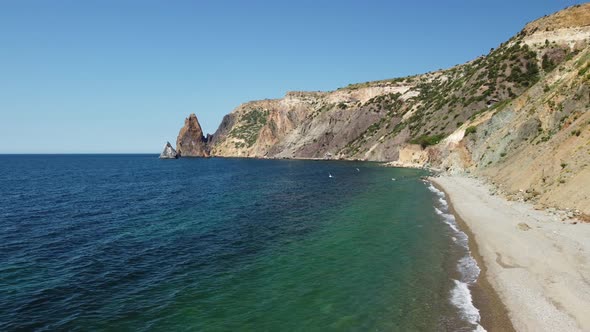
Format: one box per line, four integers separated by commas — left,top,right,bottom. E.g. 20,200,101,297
176,113,210,157
175,4,590,214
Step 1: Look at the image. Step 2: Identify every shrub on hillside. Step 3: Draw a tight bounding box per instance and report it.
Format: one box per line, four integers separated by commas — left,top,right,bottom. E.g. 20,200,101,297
465,126,477,135
410,134,445,148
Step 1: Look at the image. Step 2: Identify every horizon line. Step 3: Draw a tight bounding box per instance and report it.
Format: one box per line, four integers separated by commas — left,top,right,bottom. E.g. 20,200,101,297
0,152,160,155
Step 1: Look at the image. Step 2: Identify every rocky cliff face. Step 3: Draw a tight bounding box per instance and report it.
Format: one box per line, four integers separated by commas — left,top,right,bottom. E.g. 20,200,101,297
176,113,210,157
176,4,590,214
427,4,590,214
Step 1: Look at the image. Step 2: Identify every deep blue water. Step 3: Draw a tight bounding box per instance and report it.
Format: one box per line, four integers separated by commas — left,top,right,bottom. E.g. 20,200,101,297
0,155,480,331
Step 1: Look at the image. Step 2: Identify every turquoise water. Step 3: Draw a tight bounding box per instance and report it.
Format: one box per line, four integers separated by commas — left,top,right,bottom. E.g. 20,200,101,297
0,156,481,331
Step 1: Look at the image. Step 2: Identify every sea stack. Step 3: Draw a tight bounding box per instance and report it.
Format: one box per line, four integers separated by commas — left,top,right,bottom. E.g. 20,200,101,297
159,142,179,159
176,113,210,157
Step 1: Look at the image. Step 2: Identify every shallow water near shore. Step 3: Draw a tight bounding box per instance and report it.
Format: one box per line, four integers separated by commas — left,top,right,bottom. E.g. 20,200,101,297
0,155,484,330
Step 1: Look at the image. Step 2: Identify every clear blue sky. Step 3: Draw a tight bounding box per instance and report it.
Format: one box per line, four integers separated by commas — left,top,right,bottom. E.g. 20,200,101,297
0,0,586,153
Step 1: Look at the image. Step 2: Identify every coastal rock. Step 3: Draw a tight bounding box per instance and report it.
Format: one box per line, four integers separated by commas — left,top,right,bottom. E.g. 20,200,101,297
172,4,590,215
159,142,179,159
176,113,210,157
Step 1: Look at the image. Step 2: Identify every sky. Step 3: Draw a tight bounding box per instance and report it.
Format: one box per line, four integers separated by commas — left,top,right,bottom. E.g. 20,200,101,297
0,0,586,153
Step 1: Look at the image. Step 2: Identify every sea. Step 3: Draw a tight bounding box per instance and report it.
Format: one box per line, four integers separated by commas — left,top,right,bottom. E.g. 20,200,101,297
0,155,484,331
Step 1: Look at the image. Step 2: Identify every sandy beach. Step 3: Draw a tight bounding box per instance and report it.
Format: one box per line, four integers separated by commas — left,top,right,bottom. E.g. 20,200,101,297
432,175,590,332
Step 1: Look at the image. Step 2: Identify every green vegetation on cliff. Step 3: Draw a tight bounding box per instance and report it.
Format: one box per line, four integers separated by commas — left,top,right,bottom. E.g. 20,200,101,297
229,108,269,148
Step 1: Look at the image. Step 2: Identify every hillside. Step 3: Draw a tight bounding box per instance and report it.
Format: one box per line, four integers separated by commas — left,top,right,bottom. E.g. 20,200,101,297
177,4,590,215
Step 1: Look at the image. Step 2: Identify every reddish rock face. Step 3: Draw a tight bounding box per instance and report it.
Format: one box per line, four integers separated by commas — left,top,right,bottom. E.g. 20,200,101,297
176,113,210,157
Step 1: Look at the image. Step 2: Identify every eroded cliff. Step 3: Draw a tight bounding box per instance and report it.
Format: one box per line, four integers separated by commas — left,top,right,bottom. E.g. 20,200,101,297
175,4,590,214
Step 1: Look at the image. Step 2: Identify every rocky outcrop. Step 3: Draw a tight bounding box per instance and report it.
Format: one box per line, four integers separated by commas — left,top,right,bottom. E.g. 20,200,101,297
159,142,178,159
176,113,210,157
172,4,590,214
202,4,590,165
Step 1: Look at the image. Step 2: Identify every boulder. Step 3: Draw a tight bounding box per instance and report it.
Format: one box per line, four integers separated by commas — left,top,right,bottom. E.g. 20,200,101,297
159,142,179,159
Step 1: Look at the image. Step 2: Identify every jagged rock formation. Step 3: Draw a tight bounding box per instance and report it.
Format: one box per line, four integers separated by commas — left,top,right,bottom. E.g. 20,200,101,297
177,4,590,214
176,113,210,157
159,142,178,159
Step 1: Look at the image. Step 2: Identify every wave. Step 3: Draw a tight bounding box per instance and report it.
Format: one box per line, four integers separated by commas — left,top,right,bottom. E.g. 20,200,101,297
450,280,484,330
458,255,481,285
427,183,445,196
433,207,461,234
428,183,485,332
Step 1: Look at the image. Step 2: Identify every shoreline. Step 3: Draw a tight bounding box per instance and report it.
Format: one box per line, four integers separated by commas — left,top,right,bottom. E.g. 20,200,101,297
431,181,514,332
431,175,590,331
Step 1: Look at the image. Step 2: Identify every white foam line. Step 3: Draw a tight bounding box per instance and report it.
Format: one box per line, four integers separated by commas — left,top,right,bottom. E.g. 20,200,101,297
428,181,486,332
458,255,481,285
451,280,486,331
434,207,460,233
427,183,445,197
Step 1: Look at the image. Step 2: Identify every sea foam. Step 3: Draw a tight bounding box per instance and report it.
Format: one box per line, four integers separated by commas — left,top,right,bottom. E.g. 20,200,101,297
450,280,483,329
428,182,486,332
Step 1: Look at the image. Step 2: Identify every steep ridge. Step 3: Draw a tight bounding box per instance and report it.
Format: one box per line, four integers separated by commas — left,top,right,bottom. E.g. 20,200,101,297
178,4,590,214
